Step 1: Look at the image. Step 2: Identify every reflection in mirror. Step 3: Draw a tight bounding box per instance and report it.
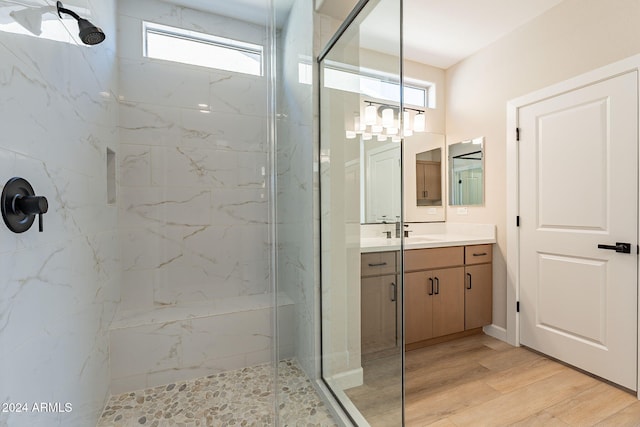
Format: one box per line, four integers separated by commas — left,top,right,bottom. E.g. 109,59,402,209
449,137,484,206
404,133,446,222
363,140,401,224
416,148,442,206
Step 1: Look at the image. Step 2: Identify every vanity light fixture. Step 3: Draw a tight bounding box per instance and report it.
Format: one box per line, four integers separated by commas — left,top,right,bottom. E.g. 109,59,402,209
344,100,426,141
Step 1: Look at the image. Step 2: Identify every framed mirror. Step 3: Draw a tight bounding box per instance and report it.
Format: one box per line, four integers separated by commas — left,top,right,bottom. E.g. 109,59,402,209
448,137,484,206
404,132,445,222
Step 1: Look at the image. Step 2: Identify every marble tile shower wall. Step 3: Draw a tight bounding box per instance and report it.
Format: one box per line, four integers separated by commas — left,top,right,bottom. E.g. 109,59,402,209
0,1,120,426
117,0,270,310
276,0,316,377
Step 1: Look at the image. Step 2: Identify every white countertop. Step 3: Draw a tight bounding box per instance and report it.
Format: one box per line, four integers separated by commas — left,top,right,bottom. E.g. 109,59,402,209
359,223,496,253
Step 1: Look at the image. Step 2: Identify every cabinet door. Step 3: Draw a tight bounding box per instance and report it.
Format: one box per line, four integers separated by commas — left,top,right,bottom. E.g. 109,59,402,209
361,275,398,353
405,271,433,344
416,162,427,200
425,162,441,200
432,267,465,337
465,263,493,329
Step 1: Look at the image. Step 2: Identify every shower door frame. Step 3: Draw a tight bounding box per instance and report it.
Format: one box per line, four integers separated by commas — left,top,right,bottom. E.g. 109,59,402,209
316,0,406,424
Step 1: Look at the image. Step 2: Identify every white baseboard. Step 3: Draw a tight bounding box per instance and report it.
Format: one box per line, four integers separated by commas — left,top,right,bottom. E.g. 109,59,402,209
325,367,363,390
483,324,508,342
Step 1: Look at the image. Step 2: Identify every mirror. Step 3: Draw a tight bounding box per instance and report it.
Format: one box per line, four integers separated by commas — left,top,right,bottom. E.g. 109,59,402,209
363,133,446,223
404,132,446,222
448,137,484,206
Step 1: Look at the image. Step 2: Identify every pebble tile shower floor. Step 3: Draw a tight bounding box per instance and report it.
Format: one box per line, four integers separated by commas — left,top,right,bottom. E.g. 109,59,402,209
97,360,336,427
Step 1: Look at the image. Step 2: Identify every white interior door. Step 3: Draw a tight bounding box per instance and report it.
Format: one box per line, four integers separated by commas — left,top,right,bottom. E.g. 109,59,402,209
519,71,638,390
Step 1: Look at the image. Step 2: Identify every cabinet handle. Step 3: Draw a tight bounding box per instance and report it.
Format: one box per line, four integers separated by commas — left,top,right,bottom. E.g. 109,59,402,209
434,277,440,295
466,272,472,290
368,262,387,267
472,253,487,257
390,282,397,302
428,277,434,295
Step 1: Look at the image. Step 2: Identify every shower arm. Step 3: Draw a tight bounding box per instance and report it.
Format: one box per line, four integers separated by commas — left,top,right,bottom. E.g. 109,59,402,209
56,2,81,21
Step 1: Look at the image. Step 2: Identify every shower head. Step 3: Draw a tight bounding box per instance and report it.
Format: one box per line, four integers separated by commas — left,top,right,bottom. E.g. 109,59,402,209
56,1,105,45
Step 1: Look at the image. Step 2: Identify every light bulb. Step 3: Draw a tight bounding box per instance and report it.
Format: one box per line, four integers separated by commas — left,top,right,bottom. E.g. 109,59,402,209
382,108,394,128
414,112,425,132
363,133,372,141
403,111,411,131
354,115,362,134
345,130,357,139
377,134,387,142
364,104,377,126
371,124,383,134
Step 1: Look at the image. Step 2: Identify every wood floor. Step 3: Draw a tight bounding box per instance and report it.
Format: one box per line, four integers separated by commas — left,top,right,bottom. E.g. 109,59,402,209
345,334,640,426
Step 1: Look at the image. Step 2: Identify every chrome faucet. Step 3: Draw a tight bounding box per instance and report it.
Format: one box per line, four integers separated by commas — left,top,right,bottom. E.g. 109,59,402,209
397,221,412,238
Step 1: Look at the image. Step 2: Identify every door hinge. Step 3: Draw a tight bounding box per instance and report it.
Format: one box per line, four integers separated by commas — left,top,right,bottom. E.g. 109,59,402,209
516,127,520,141
516,216,520,227
516,301,520,312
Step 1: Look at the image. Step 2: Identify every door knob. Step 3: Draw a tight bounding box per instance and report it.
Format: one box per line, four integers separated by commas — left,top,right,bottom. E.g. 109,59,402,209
597,242,631,254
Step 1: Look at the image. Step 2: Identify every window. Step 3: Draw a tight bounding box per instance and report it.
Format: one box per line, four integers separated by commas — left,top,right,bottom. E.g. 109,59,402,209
304,61,433,108
143,22,263,76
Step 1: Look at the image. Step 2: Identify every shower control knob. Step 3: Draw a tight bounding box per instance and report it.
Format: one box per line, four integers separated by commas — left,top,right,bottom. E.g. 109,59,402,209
1,177,49,233
14,195,48,232
14,195,48,216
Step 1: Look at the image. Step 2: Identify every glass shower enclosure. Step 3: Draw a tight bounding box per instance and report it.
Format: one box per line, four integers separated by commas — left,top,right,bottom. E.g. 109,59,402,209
318,0,404,424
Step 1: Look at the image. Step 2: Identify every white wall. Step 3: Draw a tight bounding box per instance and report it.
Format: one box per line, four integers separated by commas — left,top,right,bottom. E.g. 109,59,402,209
445,0,640,328
0,0,120,425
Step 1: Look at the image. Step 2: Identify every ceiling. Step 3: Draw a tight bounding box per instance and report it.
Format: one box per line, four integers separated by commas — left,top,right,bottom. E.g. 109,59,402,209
358,0,564,69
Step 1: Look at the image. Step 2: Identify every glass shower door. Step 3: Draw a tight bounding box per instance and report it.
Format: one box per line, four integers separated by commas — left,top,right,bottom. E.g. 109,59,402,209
318,0,403,424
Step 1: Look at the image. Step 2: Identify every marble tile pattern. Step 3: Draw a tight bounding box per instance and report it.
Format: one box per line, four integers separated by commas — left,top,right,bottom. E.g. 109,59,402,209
0,1,120,426
117,0,271,310
97,359,336,426
276,0,317,380
109,295,295,394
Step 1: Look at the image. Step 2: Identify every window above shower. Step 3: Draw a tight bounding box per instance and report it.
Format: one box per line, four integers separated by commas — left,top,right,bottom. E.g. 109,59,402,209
143,21,263,76
302,61,434,109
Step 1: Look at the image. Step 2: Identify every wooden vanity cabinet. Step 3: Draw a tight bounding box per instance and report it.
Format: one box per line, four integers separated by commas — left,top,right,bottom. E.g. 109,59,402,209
361,251,399,354
406,244,493,349
464,245,493,330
